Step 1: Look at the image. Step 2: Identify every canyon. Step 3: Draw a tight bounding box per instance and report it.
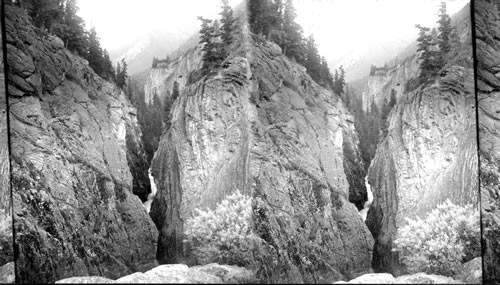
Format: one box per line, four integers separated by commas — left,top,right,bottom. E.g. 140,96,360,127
2,1,483,284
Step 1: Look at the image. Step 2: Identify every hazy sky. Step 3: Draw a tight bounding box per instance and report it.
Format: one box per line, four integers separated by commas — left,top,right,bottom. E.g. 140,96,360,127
78,0,469,59
294,0,469,62
78,0,243,50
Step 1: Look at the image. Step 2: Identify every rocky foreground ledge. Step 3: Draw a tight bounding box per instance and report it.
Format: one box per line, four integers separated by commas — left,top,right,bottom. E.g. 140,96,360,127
56,257,481,284
56,263,256,284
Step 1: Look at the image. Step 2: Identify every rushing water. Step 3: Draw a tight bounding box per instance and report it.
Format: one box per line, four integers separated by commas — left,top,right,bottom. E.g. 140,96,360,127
143,168,158,213
359,176,374,222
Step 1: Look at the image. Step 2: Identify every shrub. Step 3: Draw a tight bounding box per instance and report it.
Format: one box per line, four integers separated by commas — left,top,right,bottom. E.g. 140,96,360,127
394,199,480,276
184,190,262,267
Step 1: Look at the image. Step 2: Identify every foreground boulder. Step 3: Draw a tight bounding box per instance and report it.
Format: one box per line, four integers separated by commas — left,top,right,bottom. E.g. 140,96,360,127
56,263,255,284
454,257,482,284
6,5,157,283
334,272,464,284
0,263,15,284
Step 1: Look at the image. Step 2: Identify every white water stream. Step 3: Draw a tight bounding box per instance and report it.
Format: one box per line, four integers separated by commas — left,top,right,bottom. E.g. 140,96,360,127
359,176,374,222
143,167,158,213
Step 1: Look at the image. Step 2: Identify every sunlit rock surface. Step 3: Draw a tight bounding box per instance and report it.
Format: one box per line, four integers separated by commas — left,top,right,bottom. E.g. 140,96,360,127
334,272,464,284
361,55,419,113
147,14,373,283
56,263,255,284
475,0,500,283
6,5,157,283
364,3,477,275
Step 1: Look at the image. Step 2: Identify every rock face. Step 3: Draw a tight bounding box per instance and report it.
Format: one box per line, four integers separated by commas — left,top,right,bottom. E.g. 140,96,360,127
147,17,373,283
0,7,14,284
364,4,478,275
143,46,202,105
361,55,419,113
475,0,500,283
6,6,158,283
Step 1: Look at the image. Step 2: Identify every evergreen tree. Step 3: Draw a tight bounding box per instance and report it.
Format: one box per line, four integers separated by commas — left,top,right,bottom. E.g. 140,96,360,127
116,58,128,89
415,24,435,81
116,62,121,84
248,0,278,37
282,0,305,64
220,0,236,50
53,0,87,56
19,0,64,32
304,35,321,83
87,27,104,76
437,2,452,55
333,69,340,94
320,57,334,89
333,66,346,95
339,65,346,93
198,17,224,71
102,49,115,81
248,0,266,35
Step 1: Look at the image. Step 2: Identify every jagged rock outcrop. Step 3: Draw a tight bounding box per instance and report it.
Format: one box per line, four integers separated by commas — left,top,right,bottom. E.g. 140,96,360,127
147,15,373,283
475,0,500,283
365,4,477,275
6,5,158,283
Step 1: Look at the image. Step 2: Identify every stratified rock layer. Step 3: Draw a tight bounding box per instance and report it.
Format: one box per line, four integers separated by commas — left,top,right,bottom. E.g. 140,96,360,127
148,17,373,283
475,0,500,283
365,4,477,275
6,6,158,283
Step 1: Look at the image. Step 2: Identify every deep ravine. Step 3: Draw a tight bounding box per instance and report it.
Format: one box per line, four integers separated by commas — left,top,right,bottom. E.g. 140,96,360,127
349,2,478,276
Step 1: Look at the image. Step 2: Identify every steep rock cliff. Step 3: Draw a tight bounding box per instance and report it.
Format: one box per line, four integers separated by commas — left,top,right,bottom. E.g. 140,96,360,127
6,6,157,283
0,11,14,282
365,4,477,275
475,0,500,282
144,47,202,106
148,19,373,283
361,56,419,113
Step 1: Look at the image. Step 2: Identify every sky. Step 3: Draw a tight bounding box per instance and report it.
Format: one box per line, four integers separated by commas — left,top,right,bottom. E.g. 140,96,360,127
78,0,469,61
78,0,243,51
294,0,469,63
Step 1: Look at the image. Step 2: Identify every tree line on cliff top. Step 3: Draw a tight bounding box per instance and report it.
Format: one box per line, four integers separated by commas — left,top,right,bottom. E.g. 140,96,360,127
194,0,345,95
247,0,345,94
11,0,129,90
415,2,457,85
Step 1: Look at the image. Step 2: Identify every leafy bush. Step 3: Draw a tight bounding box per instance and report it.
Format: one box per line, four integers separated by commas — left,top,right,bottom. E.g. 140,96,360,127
184,190,262,267
394,200,480,276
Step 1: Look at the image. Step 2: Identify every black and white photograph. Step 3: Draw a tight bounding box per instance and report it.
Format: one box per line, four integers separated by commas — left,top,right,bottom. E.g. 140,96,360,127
0,0,497,284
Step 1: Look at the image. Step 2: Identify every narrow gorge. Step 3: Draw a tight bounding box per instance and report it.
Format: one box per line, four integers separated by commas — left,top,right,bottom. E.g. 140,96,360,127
3,0,483,284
